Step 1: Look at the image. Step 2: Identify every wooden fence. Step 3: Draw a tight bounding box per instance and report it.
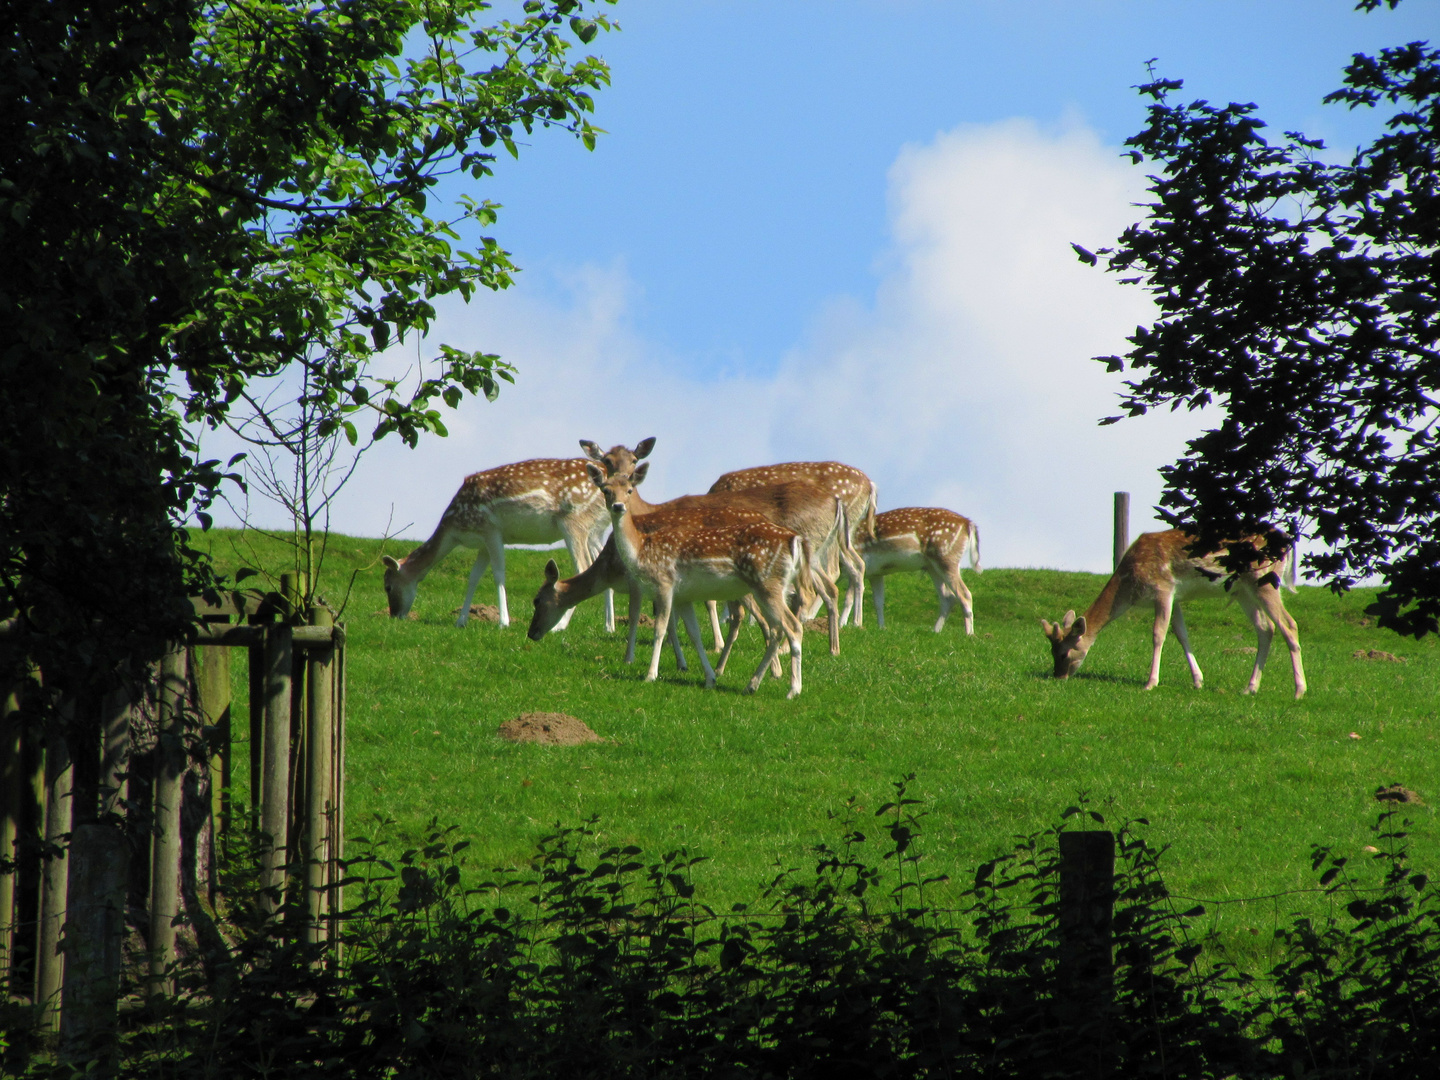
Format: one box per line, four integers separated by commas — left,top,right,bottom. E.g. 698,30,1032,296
0,579,345,1045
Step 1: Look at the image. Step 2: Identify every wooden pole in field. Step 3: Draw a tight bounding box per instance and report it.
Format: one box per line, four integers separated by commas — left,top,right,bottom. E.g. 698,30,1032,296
35,698,73,1032
260,620,293,915
197,641,232,843
148,648,188,1001
1113,492,1130,571
1058,830,1115,1078
331,625,346,954
305,606,334,946
0,668,21,986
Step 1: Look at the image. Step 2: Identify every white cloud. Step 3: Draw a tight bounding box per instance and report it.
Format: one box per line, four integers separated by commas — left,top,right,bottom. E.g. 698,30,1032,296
206,115,1211,573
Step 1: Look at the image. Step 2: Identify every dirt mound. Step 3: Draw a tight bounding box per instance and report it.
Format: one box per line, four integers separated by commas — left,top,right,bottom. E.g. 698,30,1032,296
803,617,831,635
1375,784,1424,805
617,612,655,628
1354,649,1405,662
497,712,602,746
455,603,503,623
371,610,418,619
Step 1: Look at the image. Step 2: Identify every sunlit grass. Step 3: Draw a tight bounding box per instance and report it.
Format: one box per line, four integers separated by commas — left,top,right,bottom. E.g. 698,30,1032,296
202,528,1439,970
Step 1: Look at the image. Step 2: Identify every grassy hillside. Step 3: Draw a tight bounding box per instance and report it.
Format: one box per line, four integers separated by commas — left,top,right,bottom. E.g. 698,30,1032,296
200,527,1438,970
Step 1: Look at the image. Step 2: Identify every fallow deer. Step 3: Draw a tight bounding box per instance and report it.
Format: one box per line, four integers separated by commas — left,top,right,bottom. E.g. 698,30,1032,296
589,464,811,698
1040,529,1305,698
846,507,981,633
585,462,853,658
381,442,651,630
709,461,877,625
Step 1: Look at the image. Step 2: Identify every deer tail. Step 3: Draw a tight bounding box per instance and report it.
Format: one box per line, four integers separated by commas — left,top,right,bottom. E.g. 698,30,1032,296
1283,543,1298,592
969,522,982,573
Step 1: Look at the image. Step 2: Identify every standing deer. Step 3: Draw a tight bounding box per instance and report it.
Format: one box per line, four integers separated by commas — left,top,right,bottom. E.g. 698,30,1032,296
847,507,981,633
709,461,877,625
1040,529,1305,698
589,463,811,698
381,442,652,630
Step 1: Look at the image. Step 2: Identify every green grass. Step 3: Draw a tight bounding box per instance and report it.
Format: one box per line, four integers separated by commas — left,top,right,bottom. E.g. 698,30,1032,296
202,528,1439,970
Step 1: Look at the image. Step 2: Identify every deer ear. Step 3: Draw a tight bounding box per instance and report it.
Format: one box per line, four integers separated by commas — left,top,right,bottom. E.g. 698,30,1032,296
631,460,649,484
1040,618,1054,638
579,440,603,461
1071,616,1087,637
634,436,656,460
382,555,401,571
586,462,606,487
544,559,560,584
1061,610,1077,632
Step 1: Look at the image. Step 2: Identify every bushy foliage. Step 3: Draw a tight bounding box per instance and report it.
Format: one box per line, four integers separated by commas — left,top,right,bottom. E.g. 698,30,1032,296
7,788,1440,1078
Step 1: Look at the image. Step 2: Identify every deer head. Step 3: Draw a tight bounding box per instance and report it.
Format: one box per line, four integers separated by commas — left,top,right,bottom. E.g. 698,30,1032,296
579,437,655,478
588,460,648,517
528,558,567,640
1039,609,1089,679
381,555,418,618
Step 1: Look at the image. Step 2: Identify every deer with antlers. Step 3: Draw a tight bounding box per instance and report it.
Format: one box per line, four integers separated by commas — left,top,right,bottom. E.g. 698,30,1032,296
381,440,653,630
588,463,812,697
845,507,981,633
709,461,877,625
1040,529,1306,698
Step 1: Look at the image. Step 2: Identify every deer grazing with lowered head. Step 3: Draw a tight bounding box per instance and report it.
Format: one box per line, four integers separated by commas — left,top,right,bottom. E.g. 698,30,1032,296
844,507,981,633
709,460,877,625
381,440,653,630
588,463,812,697
1040,529,1305,698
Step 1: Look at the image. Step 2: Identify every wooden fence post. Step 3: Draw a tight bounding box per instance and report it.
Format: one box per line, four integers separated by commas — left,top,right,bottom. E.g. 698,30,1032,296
260,621,293,915
1058,830,1115,1078
1113,493,1130,571
305,606,334,946
1,668,21,988
59,687,132,1061
148,648,188,1002
35,698,73,1032
197,643,231,844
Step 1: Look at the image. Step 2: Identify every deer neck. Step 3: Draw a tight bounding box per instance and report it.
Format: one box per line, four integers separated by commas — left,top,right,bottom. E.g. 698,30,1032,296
398,524,463,583
1077,572,1128,646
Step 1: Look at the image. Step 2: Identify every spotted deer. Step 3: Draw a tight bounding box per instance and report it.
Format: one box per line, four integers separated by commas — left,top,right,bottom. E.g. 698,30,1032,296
589,464,811,698
1040,529,1305,698
709,461,877,625
381,443,652,630
846,507,981,633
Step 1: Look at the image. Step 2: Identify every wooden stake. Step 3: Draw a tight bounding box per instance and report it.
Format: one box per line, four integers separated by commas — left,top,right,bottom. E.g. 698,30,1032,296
0,670,21,986
1113,492,1130,571
305,606,334,946
35,699,73,1032
148,648,187,1002
260,623,292,915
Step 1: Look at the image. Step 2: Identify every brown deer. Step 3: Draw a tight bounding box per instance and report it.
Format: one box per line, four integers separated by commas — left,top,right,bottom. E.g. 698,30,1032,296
1040,529,1305,698
847,507,981,633
381,442,652,630
709,461,877,625
589,464,811,698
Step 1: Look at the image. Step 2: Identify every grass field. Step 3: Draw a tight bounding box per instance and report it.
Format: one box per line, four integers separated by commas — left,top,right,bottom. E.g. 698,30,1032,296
203,528,1438,970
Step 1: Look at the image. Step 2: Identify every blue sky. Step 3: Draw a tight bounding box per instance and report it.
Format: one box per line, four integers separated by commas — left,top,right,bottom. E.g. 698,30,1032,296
207,0,1437,573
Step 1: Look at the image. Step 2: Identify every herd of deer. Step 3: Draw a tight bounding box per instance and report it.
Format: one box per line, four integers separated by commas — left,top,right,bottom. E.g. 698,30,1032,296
381,438,1306,700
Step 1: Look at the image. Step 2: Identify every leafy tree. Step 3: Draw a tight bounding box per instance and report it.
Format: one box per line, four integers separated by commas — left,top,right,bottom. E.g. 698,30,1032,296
1087,0,1438,637
1,0,614,1042
2,0,614,706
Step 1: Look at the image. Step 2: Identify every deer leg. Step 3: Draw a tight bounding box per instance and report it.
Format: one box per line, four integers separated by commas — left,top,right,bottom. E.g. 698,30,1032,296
1254,584,1306,699
714,601,744,675
935,561,974,635
817,569,841,657
457,545,492,628
666,603,689,672
751,598,785,678
678,603,720,688
623,582,642,663
871,575,886,630
488,532,511,627
746,589,802,698
1169,603,1204,688
707,600,724,652
646,592,674,682
1146,593,1175,690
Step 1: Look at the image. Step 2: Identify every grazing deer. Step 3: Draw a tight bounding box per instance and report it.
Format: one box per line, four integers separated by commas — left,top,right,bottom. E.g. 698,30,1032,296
847,507,981,633
381,443,651,630
1040,529,1305,698
709,461,877,625
589,463,811,698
